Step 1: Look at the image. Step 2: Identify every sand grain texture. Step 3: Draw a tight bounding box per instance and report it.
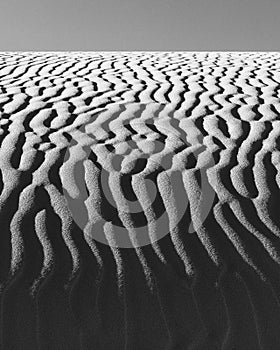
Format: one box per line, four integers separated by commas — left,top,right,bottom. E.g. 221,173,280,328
0,52,280,349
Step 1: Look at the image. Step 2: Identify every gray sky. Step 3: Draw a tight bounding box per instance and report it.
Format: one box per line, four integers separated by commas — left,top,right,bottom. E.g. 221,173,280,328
1,0,279,51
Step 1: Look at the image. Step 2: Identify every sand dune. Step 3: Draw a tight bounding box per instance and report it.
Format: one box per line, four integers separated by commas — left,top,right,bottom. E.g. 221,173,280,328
0,52,280,349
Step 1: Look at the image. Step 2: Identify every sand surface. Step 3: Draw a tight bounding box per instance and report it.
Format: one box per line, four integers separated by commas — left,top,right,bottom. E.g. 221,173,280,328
0,52,280,349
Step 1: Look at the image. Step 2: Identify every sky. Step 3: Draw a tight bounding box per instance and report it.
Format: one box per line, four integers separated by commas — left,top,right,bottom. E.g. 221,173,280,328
0,0,279,51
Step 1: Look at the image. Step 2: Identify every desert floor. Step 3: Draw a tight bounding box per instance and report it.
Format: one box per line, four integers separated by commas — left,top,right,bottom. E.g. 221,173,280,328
0,52,280,349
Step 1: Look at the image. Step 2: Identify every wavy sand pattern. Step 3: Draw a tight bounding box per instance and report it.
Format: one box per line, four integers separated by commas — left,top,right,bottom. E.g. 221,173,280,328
0,52,280,349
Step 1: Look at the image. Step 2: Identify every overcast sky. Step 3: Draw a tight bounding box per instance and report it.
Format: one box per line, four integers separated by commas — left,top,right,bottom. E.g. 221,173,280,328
1,0,279,51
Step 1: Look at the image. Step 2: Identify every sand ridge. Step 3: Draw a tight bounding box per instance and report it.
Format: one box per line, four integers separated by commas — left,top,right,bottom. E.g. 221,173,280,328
0,52,280,348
